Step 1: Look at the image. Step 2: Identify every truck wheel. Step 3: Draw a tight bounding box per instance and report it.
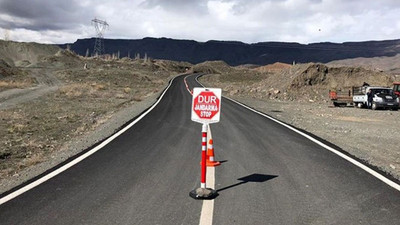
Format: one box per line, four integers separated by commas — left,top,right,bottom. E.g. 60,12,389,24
372,102,377,110
357,103,363,108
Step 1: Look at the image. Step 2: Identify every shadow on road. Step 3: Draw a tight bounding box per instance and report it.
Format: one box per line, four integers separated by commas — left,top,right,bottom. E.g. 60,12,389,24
217,173,278,192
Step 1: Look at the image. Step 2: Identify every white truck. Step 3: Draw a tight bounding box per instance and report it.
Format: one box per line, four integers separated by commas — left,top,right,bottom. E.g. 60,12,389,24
353,86,399,110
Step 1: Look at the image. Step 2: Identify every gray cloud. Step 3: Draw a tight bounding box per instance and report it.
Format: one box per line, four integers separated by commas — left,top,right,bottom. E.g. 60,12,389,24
1,0,400,44
140,0,208,15
0,0,93,30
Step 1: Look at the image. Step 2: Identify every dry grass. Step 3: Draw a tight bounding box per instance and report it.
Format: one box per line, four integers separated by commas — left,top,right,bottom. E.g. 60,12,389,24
336,116,383,123
124,87,132,93
0,57,188,182
132,95,143,102
91,83,107,90
0,80,32,90
59,84,88,97
7,123,27,134
59,83,110,98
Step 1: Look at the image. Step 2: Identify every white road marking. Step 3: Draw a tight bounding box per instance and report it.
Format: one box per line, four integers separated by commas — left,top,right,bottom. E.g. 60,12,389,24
193,73,400,225
225,96,400,192
199,167,215,225
0,76,178,205
195,73,400,191
184,74,216,225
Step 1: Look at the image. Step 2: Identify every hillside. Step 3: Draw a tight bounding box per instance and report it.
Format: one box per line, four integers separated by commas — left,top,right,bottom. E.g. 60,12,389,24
198,62,394,102
0,40,60,67
61,37,400,66
0,40,190,192
328,54,400,75
253,62,292,73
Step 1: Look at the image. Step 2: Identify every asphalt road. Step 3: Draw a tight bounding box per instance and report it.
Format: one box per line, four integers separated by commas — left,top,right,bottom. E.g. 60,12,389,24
1,74,400,225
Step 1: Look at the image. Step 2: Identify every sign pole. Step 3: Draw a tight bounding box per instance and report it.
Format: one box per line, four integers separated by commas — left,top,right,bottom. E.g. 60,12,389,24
190,122,217,199
201,123,207,188
190,87,221,200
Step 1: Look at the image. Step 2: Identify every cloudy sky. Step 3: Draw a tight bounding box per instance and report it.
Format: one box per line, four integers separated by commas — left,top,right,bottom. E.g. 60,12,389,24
0,0,400,44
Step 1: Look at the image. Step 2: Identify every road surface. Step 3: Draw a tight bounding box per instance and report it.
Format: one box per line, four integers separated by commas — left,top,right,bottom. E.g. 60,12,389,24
1,74,399,225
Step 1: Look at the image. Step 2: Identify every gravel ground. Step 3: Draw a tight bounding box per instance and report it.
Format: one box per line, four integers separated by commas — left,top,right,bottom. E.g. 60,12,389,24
230,96,400,181
0,82,169,194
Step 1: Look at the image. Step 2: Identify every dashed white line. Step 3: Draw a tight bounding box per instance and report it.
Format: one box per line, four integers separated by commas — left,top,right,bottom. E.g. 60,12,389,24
184,74,216,225
199,167,215,225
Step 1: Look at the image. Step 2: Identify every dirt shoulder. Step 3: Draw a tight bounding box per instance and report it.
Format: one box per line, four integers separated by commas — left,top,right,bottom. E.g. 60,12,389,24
0,54,190,194
200,75,400,182
0,82,170,194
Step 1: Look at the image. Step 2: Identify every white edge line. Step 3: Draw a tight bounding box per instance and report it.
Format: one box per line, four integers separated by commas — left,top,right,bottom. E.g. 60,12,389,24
0,75,179,205
195,73,400,192
194,75,205,87
224,96,400,192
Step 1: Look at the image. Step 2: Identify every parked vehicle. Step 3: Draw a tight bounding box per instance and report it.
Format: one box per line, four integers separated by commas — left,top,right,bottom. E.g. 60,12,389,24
329,89,353,107
394,82,400,97
353,86,399,110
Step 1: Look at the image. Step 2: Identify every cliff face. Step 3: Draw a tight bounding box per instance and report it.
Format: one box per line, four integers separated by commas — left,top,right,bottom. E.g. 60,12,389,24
60,37,400,66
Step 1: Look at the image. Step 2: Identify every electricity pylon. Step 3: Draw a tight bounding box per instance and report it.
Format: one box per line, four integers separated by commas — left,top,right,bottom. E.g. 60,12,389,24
91,18,109,57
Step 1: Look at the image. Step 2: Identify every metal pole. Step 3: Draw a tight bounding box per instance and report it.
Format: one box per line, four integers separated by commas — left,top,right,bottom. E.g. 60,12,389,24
189,122,217,199
201,123,207,188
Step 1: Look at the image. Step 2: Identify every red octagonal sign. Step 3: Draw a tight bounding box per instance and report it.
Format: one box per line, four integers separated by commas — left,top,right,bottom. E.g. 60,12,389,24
191,88,222,124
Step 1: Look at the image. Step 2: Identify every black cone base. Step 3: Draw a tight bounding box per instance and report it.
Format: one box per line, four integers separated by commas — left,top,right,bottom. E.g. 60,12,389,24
189,188,218,200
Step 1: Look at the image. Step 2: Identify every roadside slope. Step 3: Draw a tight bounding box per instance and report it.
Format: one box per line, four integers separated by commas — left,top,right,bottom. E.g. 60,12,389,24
0,40,191,193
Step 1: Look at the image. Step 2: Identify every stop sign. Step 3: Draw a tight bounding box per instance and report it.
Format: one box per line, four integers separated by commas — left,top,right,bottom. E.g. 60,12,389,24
191,88,222,124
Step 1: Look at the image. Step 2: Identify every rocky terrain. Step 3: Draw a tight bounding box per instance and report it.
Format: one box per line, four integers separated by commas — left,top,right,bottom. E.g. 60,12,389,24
328,54,400,75
196,61,394,102
0,40,190,193
198,61,400,181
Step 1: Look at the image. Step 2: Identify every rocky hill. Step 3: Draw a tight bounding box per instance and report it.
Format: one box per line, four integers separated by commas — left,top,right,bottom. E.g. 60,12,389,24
0,40,60,67
328,54,400,75
198,61,394,102
61,37,400,66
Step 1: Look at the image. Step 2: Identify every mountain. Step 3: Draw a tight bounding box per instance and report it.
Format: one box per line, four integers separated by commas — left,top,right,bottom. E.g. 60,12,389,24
60,37,400,66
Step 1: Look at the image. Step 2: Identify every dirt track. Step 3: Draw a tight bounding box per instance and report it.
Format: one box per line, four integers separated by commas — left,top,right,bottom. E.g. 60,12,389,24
0,68,61,110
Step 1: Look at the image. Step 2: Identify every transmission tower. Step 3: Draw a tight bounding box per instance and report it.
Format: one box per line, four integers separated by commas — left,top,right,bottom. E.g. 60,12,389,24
91,18,109,57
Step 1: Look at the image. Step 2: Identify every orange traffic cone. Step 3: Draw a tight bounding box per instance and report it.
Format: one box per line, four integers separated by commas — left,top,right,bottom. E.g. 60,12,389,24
200,124,221,167
206,138,221,167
